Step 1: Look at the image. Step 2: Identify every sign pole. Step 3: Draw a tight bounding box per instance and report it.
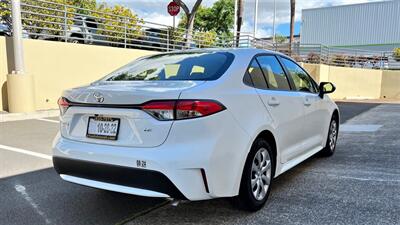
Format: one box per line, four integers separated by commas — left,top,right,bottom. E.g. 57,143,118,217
168,1,180,50
172,15,175,50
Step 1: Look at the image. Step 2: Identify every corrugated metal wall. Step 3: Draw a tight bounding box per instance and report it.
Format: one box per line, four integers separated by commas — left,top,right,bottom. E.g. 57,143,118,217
301,1,400,46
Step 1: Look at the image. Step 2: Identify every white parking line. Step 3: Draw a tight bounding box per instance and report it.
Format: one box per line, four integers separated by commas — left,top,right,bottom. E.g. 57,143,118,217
334,175,400,183
340,124,382,132
15,184,51,224
0,144,52,160
36,118,59,124
0,110,59,122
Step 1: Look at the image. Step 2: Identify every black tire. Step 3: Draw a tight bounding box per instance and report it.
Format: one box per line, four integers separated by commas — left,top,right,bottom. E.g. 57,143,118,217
320,115,339,157
233,138,275,211
69,35,83,44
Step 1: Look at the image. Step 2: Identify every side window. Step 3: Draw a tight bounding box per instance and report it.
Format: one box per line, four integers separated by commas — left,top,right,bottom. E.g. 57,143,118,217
256,56,291,90
281,57,317,93
244,59,268,89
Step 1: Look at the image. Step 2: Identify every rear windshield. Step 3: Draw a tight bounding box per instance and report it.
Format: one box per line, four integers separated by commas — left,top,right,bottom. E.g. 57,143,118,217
104,52,234,81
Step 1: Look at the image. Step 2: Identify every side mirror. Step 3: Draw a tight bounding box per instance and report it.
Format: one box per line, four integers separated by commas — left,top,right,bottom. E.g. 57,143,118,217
319,82,336,98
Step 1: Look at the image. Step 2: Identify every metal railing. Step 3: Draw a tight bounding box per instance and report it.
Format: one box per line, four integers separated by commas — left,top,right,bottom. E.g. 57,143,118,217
271,43,400,70
1,0,399,69
1,0,243,50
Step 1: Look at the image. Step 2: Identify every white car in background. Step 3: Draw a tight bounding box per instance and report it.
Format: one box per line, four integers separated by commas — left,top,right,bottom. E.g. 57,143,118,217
53,48,339,211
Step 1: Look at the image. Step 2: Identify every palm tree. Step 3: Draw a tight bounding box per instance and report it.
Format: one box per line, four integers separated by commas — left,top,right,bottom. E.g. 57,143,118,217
289,0,295,54
235,0,244,47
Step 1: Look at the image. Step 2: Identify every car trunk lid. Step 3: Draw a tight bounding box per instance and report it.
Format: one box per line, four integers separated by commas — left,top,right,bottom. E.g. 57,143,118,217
60,81,204,147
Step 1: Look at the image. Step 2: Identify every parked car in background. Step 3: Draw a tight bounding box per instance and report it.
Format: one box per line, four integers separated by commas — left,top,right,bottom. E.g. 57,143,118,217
67,16,103,44
0,22,10,36
37,16,103,44
53,48,339,211
0,21,30,38
132,28,197,51
373,60,389,70
143,28,168,49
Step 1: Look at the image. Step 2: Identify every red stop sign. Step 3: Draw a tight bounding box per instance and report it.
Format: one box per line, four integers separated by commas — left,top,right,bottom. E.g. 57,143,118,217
168,1,180,16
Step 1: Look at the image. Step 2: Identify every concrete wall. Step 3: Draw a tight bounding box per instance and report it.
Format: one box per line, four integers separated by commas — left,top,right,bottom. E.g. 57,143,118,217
0,38,8,111
302,63,320,81
381,71,400,99
303,63,400,100
325,66,382,99
1,37,399,112
0,37,156,111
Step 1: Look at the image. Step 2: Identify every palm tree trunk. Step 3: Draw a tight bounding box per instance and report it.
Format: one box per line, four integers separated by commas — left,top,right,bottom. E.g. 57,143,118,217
235,0,244,47
289,0,295,55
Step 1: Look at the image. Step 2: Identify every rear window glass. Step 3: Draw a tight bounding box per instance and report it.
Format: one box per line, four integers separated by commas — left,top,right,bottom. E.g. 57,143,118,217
256,56,291,91
104,52,234,81
245,59,268,89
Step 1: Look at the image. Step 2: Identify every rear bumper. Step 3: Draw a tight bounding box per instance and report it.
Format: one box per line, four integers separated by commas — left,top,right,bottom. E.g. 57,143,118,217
53,156,186,199
52,110,251,200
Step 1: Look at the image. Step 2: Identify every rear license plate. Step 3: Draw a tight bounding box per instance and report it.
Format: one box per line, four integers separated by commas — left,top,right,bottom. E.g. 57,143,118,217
87,116,120,140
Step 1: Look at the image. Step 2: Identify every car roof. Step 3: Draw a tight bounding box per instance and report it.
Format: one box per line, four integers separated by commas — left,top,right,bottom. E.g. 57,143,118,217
157,48,287,57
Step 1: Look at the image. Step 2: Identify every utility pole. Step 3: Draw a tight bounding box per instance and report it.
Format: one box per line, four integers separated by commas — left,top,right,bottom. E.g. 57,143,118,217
253,0,258,38
7,0,36,113
289,0,295,54
11,0,24,74
272,0,276,44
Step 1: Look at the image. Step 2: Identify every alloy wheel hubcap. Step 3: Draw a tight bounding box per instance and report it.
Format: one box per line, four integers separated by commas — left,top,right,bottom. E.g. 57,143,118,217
329,120,337,150
251,147,272,201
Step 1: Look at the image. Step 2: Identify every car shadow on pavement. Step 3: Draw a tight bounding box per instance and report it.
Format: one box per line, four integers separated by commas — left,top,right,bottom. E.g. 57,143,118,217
0,167,164,225
127,155,325,225
336,101,380,123
0,156,325,225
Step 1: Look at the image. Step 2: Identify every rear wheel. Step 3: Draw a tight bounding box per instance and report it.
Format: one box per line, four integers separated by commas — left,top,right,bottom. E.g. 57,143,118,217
70,39,80,44
234,138,274,211
69,35,83,44
320,115,339,157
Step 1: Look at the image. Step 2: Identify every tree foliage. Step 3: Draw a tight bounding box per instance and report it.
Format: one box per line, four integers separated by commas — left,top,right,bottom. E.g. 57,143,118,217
178,0,234,47
92,3,142,44
0,0,142,44
274,34,286,44
393,48,400,62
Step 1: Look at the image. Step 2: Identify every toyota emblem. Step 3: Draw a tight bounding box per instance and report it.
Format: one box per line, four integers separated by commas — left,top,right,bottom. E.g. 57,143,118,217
93,92,104,103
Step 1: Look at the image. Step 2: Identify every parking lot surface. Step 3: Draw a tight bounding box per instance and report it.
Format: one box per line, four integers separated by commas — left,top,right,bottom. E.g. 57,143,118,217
0,102,399,225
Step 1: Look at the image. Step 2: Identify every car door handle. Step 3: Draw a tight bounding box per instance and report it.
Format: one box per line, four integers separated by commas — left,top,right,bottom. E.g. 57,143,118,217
268,97,280,106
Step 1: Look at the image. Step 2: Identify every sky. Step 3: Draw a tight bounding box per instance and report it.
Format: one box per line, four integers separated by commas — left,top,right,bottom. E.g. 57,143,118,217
99,0,385,38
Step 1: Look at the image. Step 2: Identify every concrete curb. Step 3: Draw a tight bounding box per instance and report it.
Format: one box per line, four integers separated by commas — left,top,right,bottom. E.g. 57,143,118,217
334,99,400,104
0,110,59,122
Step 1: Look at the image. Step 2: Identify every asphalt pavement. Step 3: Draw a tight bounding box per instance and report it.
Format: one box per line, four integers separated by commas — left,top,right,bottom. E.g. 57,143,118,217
0,102,399,225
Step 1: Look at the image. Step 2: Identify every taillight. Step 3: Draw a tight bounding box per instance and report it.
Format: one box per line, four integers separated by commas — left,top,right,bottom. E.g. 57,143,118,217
176,100,225,119
140,100,225,121
58,97,70,116
141,101,175,121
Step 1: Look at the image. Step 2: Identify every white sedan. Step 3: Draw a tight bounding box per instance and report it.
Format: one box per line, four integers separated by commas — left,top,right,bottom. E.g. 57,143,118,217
53,48,339,211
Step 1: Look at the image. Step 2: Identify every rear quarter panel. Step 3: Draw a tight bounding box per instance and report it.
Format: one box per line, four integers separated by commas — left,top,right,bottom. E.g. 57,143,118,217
179,52,280,195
